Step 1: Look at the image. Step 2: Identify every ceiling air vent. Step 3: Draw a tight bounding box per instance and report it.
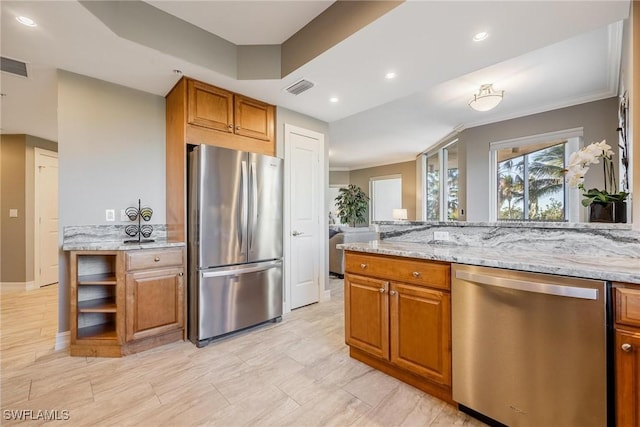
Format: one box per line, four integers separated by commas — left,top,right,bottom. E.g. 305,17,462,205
1,56,28,78
285,78,314,95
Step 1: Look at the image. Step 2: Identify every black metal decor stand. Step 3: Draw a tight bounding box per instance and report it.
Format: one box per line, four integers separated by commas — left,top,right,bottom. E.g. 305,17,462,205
123,199,154,243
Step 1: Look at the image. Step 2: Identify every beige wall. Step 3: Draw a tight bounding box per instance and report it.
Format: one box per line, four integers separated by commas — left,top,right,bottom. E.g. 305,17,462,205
329,171,350,186
1,135,27,283
462,97,619,222
1,135,59,284
349,160,417,222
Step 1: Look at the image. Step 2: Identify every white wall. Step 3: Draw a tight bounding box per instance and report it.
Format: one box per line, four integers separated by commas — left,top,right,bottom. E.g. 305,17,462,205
58,71,166,331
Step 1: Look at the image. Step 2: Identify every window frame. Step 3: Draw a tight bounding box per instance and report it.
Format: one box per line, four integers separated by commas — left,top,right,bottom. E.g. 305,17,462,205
489,128,583,222
369,174,403,222
423,139,459,221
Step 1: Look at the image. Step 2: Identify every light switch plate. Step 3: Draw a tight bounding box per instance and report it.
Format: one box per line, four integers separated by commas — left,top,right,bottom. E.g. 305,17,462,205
9,208,18,218
105,209,115,222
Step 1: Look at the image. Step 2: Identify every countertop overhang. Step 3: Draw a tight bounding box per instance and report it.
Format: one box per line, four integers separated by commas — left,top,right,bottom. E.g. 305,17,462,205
63,240,185,251
338,241,640,285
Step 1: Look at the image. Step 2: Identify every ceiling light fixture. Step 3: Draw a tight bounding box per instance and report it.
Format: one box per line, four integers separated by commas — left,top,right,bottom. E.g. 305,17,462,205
16,16,37,27
468,84,504,112
329,97,339,103
473,31,488,42
385,72,396,80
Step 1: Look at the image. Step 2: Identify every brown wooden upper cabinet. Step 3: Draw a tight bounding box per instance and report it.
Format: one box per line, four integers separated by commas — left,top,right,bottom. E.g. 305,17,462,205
185,79,275,146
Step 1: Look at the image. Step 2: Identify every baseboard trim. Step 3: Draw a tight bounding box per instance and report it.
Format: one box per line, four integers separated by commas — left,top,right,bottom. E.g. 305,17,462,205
321,289,331,302
1,281,37,291
55,331,70,351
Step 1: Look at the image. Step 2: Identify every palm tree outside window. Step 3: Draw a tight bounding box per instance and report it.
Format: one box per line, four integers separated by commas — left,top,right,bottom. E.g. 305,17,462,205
497,143,566,221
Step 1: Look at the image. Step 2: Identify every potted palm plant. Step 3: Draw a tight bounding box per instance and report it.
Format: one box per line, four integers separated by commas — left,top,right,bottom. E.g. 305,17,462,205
334,184,369,227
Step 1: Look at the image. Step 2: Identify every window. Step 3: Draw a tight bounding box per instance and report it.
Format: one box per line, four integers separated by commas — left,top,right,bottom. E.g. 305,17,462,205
490,129,581,222
424,140,459,221
370,175,402,221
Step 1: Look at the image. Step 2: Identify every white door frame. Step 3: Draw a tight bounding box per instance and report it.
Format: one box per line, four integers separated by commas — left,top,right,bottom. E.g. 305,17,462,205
34,148,59,287
283,123,326,314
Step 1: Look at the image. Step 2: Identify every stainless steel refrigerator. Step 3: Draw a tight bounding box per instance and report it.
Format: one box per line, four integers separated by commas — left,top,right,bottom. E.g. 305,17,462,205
188,144,283,347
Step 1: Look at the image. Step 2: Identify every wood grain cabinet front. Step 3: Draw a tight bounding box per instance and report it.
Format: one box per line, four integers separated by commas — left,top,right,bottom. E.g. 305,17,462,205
69,248,186,357
184,78,275,147
614,283,640,427
125,267,184,342
344,251,452,403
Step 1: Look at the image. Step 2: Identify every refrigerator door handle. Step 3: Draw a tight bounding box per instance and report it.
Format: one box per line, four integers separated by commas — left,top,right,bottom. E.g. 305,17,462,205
201,260,281,278
240,160,249,255
250,161,258,251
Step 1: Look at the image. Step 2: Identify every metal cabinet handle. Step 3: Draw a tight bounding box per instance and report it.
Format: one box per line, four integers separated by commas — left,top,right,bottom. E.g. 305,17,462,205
379,288,385,293
389,290,397,296
236,125,241,130
412,271,421,278
178,272,184,277
228,124,233,129
622,343,633,352
360,263,368,269
154,256,160,262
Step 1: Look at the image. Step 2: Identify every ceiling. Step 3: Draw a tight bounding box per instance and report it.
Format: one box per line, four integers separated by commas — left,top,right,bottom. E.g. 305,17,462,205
0,1,631,171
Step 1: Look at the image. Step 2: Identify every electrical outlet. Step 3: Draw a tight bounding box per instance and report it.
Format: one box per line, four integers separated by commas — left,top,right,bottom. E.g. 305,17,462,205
105,209,115,222
9,208,18,218
434,231,449,241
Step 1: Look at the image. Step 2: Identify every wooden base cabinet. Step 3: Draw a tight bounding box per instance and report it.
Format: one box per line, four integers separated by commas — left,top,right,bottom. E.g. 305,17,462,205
69,248,185,357
344,251,452,403
614,284,640,426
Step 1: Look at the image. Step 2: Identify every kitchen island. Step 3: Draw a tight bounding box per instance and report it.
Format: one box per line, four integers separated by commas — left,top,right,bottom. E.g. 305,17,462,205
338,221,640,426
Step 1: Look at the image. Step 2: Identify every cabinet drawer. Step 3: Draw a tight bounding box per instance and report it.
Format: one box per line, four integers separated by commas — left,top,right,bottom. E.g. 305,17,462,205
345,252,450,290
615,287,640,327
126,249,184,271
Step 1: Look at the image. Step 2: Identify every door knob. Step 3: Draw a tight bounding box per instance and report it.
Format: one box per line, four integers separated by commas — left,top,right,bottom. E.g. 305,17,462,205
292,230,303,236
622,343,633,352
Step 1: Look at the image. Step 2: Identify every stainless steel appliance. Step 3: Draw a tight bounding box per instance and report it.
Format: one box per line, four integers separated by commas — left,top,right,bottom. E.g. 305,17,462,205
188,145,283,347
452,264,609,427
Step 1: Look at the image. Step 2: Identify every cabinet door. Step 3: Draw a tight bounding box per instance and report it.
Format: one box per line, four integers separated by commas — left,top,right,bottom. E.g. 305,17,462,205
187,80,234,133
234,95,274,142
125,267,184,341
390,282,451,386
616,328,640,427
344,273,389,359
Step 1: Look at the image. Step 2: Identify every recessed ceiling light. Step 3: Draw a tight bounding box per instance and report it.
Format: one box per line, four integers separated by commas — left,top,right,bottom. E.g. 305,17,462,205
329,97,339,103
16,16,37,27
473,31,488,42
385,72,396,80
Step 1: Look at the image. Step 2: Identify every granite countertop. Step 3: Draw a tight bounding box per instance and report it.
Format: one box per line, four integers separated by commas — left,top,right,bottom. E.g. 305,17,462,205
338,241,640,285
63,240,185,251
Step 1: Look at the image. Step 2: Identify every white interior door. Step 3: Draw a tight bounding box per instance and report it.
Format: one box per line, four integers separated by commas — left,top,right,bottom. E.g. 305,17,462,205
284,124,325,310
35,149,59,286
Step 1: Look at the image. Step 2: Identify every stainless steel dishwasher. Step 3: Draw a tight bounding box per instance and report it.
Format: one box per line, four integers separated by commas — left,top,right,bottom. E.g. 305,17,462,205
452,264,610,427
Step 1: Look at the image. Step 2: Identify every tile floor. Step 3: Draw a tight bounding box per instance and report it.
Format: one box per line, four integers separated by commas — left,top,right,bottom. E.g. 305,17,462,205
0,278,485,426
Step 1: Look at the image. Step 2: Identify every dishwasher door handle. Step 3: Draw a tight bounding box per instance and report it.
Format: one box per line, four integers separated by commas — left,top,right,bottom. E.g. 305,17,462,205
455,270,599,300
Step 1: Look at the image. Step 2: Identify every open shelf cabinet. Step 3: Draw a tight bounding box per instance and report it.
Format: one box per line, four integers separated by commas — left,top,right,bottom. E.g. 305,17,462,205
69,251,125,356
